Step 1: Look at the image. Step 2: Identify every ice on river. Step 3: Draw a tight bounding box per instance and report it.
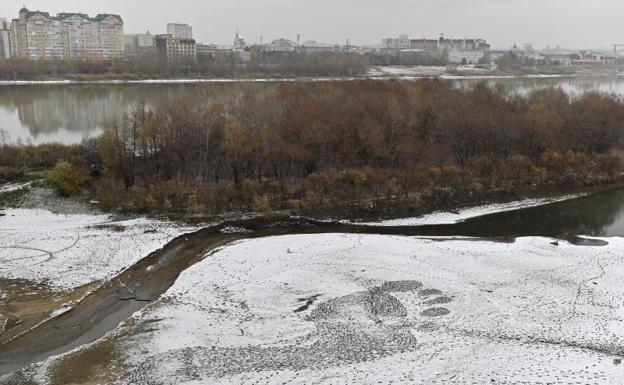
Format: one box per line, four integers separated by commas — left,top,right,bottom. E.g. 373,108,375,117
0,208,197,290
118,233,624,384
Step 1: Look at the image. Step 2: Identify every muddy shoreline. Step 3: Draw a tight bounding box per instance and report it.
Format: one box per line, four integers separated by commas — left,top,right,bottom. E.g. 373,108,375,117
0,196,613,377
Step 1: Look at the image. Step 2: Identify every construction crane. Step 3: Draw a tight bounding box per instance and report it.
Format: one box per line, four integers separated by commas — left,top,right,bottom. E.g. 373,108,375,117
612,44,624,65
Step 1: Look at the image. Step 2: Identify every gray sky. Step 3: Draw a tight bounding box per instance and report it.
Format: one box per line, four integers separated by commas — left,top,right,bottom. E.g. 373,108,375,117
1,0,621,49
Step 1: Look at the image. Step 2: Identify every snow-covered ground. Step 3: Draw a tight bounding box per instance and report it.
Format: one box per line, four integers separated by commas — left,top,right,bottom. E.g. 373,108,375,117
115,233,624,384
359,194,582,226
0,208,197,290
0,182,34,195
0,67,579,87
367,65,449,77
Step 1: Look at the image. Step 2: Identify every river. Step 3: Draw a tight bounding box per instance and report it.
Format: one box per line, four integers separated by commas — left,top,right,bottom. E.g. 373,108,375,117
402,189,624,240
1,74,624,144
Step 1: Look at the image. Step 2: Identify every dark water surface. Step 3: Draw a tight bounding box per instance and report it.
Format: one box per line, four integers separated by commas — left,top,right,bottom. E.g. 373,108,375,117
2,75,624,144
404,189,624,240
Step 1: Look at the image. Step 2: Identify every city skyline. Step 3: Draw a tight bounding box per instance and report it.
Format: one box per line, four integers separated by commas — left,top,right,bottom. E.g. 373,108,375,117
0,0,622,49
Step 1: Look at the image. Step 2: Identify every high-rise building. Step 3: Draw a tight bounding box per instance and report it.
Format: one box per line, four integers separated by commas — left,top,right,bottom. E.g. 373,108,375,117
156,34,196,63
167,23,192,39
12,7,124,60
124,31,156,55
136,31,155,48
0,18,12,59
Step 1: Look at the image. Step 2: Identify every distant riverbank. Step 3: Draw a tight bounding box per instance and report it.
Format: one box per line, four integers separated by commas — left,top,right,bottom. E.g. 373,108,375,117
1,65,620,85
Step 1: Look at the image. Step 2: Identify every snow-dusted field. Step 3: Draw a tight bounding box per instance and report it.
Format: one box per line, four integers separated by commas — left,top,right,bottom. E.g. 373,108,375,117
367,65,449,77
116,233,624,384
359,194,582,226
0,67,576,88
0,182,34,195
0,208,197,290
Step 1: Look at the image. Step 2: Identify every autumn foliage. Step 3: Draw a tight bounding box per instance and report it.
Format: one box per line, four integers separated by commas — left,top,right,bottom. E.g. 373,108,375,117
3,80,624,216
47,162,90,196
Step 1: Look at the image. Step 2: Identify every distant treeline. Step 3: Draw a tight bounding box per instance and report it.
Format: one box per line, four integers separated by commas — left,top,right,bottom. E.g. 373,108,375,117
0,51,369,80
2,80,624,216
0,50,453,81
365,52,449,67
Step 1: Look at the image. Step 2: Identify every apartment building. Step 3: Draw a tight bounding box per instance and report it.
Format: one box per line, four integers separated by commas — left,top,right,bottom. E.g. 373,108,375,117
167,23,192,39
136,31,156,48
382,34,410,50
124,31,156,54
156,34,196,63
12,7,123,60
409,38,440,51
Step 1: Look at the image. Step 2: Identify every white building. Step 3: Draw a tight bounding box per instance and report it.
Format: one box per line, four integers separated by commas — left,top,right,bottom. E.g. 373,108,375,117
167,23,192,39
382,34,410,50
267,38,296,52
296,40,337,54
407,35,490,60
124,31,155,55
136,31,155,48
448,48,486,64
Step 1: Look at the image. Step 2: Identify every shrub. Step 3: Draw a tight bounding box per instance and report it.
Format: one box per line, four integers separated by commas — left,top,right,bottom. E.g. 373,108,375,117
187,191,205,215
47,162,90,196
252,196,273,216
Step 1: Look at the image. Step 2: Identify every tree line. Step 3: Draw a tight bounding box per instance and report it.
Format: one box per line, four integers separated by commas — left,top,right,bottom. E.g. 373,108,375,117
0,51,369,80
2,79,624,216
101,81,624,178
92,80,624,215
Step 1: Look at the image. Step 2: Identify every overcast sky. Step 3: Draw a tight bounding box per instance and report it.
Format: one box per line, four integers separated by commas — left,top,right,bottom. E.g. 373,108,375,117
1,1,620,49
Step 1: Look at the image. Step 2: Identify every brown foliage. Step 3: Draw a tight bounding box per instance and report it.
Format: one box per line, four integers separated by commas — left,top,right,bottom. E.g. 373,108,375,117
4,80,624,215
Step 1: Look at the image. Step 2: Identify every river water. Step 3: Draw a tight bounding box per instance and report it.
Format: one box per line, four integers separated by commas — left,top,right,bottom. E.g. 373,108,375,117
408,189,624,239
1,75,624,144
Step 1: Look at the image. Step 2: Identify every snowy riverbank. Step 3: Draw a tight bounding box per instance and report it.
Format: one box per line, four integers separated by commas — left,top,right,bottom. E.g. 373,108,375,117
0,208,197,290
3,191,624,384
0,66,583,86
110,233,624,384
357,194,583,226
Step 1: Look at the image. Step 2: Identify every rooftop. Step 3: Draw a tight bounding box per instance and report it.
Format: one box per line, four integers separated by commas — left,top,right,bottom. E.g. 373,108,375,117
19,7,123,23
